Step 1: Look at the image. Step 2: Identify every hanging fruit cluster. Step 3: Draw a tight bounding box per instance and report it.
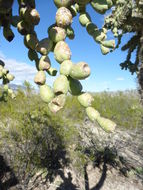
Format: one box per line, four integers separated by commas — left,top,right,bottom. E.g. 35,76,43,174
1,0,131,133
0,59,15,100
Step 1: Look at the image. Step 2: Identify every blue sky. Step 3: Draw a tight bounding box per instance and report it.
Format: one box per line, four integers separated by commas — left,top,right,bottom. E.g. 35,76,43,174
0,0,137,92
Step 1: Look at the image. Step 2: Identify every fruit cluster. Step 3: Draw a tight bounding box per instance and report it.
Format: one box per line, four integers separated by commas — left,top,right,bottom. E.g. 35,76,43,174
0,0,117,132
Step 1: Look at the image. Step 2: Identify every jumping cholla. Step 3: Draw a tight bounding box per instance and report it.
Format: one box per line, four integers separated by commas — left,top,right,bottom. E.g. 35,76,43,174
0,0,143,132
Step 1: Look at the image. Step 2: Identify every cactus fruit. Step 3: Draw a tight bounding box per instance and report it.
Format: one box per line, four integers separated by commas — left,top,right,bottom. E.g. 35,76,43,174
54,41,71,63
68,77,82,95
70,62,91,80
90,0,109,14
100,44,110,55
25,34,38,50
86,107,100,121
69,5,78,17
56,7,73,27
53,75,69,94
66,26,75,39
3,27,15,42
75,0,91,5
47,67,58,76
28,49,38,61
86,22,98,36
78,92,94,107
79,12,91,27
49,26,66,43
96,116,116,132
48,94,66,113
34,71,46,85
101,40,115,49
54,0,73,8
40,84,54,103
39,56,51,71
93,30,106,43
17,21,32,35
36,38,53,55
6,73,15,81
60,60,73,76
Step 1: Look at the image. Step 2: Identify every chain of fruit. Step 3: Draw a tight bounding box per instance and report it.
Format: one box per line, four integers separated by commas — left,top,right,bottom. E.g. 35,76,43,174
0,0,118,132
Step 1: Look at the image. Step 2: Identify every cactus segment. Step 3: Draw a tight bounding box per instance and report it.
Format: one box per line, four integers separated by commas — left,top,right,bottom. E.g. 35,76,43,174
90,0,109,14
96,116,116,132
25,34,38,50
93,30,106,43
28,49,38,61
86,107,100,121
49,26,66,43
54,41,71,63
39,56,51,71
66,26,75,39
79,12,91,27
47,67,58,76
100,44,110,55
53,75,69,94
101,40,115,49
36,38,53,55
77,92,94,107
86,22,98,36
54,0,73,8
68,77,82,95
34,71,46,85
70,62,90,80
56,7,73,27
60,60,73,76
40,84,54,103
6,73,15,81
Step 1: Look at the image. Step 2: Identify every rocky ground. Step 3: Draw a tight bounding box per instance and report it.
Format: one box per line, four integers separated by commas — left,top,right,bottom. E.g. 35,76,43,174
0,119,143,190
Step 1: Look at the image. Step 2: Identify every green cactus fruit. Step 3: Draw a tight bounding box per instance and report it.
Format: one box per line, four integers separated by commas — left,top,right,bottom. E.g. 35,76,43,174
106,0,113,8
93,30,106,43
96,116,116,132
86,107,100,121
25,34,38,50
75,0,90,5
39,56,51,71
0,0,14,14
28,49,38,61
66,26,75,39
11,16,20,27
70,62,91,80
60,60,73,76
53,75,69,94
0,70,3,79
3,27,15,42
54,0,73,8
34,71,46,85
69,5,78,17
100,44,110,55
49,26,66,43
102,40,115,49
49,94,66,113
68,77,82,95
47,67,58,76
40,84,54,103
2,68,9,75
54,41,71,63
17,21,32,35
6,73,15,81
90,0,109,14
36,38,53,55
86,22,98,36
79,12,91,27
56,7,73,27
3,84,9,91
0,60,5,67
78,92,94,107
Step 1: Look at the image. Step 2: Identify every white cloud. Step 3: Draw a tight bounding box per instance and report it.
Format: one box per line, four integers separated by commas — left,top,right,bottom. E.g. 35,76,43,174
116,77,125,81
0,52,55,86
